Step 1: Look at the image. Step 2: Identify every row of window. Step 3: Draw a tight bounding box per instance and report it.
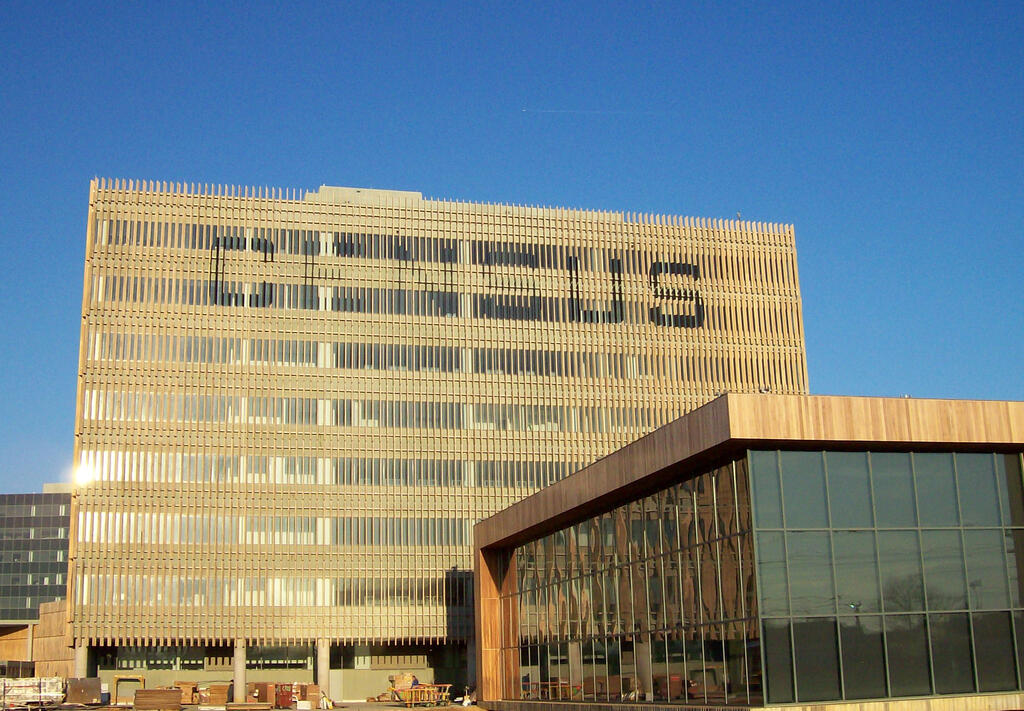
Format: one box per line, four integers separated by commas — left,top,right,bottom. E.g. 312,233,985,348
79,449,580,489
88,330,719,381
0,550,65,563
77,573,473,609
0,573,64,586
509,461,754,657
763,612,1023,702
512,626,763,706
78,511,475,547
751,450,1024,530
81,390,675,433
518,462,751,590
0,528,67,540
95,217,703,279
89,273,706,328
96,644,312,671
0,504,69,518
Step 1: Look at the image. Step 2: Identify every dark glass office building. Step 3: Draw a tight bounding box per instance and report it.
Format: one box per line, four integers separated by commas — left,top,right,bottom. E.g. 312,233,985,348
0,486,71,623
475,395,1024,710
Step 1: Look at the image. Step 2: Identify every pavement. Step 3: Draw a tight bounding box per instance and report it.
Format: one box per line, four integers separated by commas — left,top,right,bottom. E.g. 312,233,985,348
330,704,468,710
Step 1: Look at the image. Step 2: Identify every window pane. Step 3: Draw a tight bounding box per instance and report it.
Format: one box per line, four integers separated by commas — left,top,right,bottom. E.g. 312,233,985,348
755,531,789,616
963,529,1011,609
997,454,1024,526
929,613,974,694
780,451,828,528
914,453,959,526
1009,529,1024,607
956,453,1001,526
839,615,886,700
1015,611,1024,688
871,453,917,527
921,530,967,611
786,532,834,616
884,614,930,696
749,451,782,529
743,621,764,705
878,531,924,612
833,531,881,614
973,612,1017,692
762,619,794,704
792,617,840,702
826,452,873,528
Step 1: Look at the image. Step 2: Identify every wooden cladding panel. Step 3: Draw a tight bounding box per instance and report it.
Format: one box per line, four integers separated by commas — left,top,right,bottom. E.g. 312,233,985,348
476,394,1024,549
72,179,808,645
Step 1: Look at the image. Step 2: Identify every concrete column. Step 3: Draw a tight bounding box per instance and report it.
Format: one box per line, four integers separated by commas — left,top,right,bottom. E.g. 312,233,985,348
567,642,583,691
634,637,653,702
233,640,246,703
74,641,88,678
316,639,330,702
25,624,34,661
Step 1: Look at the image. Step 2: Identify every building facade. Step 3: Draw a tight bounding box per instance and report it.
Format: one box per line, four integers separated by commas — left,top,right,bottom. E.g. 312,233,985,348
0,484,71,667
474,394,1024,710
0,485,70,624
71,179,807,696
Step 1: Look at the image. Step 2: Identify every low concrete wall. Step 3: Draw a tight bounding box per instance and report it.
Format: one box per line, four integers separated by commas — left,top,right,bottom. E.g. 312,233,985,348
334,668,433,703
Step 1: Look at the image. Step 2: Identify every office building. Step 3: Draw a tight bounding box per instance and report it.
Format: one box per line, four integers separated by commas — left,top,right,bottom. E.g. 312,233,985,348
0,484,71,665
71,179,807,697
475,394,1024,710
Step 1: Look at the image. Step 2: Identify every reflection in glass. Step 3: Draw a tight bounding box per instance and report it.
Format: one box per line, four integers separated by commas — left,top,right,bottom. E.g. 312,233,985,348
650,634,670,702
762,619,794,703
702,628,726,704
885,614,931,697
1015,611,1024,692
750,450,782,528
956,453,1001,526
581,640,596,701
722,621,748,704
780,451,828,528
786,532,834,616
922,530,967,610
752,533,786,614
1009,530,1024,607
503,449,1024,705
827,452,873,528
744,620,763,705
833,531,881,614
963,529,1011,609
792,617,840,702
915,453,959,526
973,611,1016,692
734,456,753,532
839,615,887,699
929,613,974,694
871,452,917,527
878,531,924,612
998,455,1024,526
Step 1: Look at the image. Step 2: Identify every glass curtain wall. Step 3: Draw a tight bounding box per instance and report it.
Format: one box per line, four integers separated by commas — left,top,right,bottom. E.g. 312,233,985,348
751,450,1024,704
501,457,761,705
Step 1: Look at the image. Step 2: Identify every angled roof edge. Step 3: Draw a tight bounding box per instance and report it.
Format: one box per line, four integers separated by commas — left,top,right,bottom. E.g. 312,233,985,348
475,394,1024,550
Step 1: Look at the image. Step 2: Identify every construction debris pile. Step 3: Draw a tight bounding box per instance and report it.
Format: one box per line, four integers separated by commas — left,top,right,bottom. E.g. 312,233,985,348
0,676,331,710
1,677,63,707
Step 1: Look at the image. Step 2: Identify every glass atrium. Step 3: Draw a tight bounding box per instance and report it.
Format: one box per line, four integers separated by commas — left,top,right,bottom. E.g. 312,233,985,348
500,450,1024,705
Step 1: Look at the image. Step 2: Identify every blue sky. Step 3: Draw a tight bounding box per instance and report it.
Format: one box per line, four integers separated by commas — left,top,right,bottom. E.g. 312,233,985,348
0,2,1021,493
